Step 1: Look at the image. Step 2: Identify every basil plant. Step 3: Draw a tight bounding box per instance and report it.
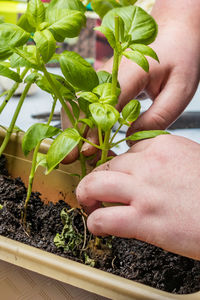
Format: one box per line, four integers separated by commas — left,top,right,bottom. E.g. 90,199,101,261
0,0,168,225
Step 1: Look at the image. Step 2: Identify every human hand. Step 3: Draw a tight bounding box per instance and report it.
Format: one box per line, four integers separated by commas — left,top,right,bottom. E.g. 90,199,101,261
61,0,200,162
76,135,200,260
103,0,200,141
60,106,99,164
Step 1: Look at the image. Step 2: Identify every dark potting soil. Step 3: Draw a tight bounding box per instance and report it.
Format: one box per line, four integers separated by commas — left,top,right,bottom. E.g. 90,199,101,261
0,156,200,295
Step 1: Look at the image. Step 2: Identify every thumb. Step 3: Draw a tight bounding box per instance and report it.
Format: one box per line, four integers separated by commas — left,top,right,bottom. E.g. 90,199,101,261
81,127,99,157
127,76,193,144
101,56,149,111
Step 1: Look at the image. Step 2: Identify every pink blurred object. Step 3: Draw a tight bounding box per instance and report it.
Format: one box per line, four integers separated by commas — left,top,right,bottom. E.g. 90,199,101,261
94,19,113,70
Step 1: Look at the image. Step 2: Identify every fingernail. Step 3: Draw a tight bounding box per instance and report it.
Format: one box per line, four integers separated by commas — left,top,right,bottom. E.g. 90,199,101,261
81,143,89,153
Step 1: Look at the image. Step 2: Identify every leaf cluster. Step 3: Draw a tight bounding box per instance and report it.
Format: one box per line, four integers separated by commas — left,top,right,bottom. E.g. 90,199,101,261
0,0,86,76
94,4,159,72
0,0,169,229
54,208,83,254
18,0,168,175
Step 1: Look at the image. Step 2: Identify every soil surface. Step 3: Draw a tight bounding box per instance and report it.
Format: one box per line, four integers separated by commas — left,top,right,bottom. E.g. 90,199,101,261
0,155,200,295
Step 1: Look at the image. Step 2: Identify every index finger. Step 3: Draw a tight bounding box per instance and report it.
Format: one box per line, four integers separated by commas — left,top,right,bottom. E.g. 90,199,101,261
76,171,135,213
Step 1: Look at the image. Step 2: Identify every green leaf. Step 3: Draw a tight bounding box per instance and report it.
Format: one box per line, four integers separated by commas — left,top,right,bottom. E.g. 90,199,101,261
89,103,119,132
60,51,99,91
14,46,39,69
13,125,24,133
119,0,137,5
24,72,39,84
78,118,94,128
78,97,90,116
52,73,75,94
17,13,36,33
10,46,37,69
33,30,56,63
127,130,170,141
118,16,125,43
32,73,75,98
54,208,83,252
91,0,121,19
122,99,141,123
97,70,120,88
46,0,86,13
102,6,158,45
22,123,60,156
0,64,22,83
0,16,4,24
0,61,10,67
51,74,75,99
46,128,81,173
93,83,120,98
99,95,118,106
123,50,149,72
26,0,45,29
34,74,52,93
46,9,86,42
36,152,48,171
37,22,50,31
130,44,159,62
97,70,112,84
0,23,30,60
78,92,99,103
94,26,116,48
68,99,80,120
93,83,120,105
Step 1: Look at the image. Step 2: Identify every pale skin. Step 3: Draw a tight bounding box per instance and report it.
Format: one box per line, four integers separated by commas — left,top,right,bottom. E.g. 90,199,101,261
77,135,200,260
75,0,200,260
75,0,200,153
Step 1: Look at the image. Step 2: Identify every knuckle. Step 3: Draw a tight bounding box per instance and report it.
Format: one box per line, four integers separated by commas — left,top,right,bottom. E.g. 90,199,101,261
88,212,104,234
150,110,169,129
175,72,197,99
76,175,92,204
61,147,79,164
149,146,170,166
139,202,155,217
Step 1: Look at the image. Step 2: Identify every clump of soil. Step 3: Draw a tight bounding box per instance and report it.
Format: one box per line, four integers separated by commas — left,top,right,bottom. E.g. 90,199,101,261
0,156,200,295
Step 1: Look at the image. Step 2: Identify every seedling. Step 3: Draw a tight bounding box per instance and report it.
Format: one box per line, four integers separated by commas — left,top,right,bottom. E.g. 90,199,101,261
0,0,168,229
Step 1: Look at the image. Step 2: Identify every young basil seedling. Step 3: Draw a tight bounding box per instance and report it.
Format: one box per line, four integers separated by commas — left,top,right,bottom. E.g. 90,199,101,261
0,0,169,228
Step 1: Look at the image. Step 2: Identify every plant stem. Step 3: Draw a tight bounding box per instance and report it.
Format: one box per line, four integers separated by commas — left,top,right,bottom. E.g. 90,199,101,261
110,123,123,144
47,96,57,126
41,64,76,127
100,16,120,164
111,16,120,96
81,137,101,150
23,141,40,226
0,90,8,98
23,97,57,226
98,126,103,147
100,130,111,164
0,81,32,157
81,214,87,251
0,68,29,114
111,137,127,148
79,141,87,179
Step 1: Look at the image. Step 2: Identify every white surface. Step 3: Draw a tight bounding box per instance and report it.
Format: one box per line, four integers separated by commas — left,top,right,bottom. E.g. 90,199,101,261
0,68,62,131
113,85,200,154
0,67,199,155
